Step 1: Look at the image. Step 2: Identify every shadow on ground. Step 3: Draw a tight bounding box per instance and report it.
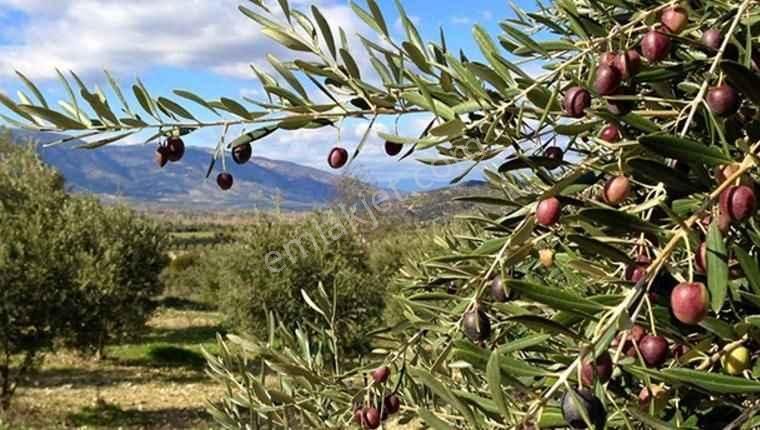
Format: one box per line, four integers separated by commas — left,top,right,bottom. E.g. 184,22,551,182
19,364,209,389
153,296,216,312
66,401,211,429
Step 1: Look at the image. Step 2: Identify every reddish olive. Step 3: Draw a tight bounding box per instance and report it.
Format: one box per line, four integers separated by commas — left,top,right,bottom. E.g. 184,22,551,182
661,6,688,34
615,49,642,80
671,282,709,325
328,147,349,169
720,185,756,222
536,197,562,226
594,64,622,96
641,29,671,62
563,86,592,118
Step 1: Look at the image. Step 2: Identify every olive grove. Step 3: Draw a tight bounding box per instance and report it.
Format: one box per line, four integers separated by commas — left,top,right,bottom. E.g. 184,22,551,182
2,0,760,428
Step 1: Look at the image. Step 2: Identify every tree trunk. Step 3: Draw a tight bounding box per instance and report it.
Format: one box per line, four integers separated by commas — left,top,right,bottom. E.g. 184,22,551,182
0,363,10,412
95,332,105,361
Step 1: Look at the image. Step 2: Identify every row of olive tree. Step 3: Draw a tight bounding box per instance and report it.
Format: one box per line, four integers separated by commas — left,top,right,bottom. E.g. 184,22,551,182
0,133,167,410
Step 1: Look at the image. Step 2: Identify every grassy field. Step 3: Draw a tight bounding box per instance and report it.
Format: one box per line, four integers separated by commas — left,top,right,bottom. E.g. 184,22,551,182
2,306,225,429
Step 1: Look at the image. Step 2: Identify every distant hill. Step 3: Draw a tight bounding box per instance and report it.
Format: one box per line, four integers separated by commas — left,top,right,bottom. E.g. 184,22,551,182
10,131,341,211
8,130,494,214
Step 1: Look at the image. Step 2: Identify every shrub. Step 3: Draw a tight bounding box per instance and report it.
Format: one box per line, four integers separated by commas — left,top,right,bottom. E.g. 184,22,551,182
58,198,168,357
204,213,386,355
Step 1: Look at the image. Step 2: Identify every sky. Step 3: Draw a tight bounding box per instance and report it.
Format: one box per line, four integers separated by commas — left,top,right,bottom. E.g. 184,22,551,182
0,0,539,190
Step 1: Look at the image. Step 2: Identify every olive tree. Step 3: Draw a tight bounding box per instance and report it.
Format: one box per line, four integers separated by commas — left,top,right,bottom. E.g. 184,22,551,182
3,0,760,428
58,198,168,358
0,137,71,411
0,135,167,408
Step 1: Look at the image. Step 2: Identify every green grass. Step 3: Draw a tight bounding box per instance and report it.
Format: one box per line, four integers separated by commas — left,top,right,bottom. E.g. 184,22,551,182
67,401,150,427
106,310,222,368
147,346,206,367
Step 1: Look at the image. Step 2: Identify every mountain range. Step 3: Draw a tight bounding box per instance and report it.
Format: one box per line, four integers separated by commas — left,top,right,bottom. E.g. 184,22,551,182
11,131,342,211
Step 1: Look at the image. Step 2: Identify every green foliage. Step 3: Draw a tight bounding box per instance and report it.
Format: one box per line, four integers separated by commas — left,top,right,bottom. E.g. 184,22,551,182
0,136,71,409
58,198,168,355
0,135,167,409
200,213,386,355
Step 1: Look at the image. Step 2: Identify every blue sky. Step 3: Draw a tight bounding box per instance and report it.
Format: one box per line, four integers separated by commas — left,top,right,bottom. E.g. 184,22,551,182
0,0,539,190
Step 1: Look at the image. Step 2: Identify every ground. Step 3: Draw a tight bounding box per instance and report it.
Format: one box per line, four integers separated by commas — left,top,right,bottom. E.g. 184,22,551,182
0,306,417,430
1,307,225,429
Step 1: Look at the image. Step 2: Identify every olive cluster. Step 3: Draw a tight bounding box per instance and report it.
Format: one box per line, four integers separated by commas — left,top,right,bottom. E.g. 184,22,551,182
353,366,402,429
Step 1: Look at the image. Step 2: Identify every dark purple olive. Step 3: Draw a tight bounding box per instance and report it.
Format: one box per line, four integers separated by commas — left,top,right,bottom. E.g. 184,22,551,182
641,29,671,62
490,276,509,303
625,255,651,284
594,64,621,96
383,395,401,415
462,308,491,342
327,147,349,169
561,388,606,429
217,172,234,191
580,351,613,386
702,29,723,51
563,86,592,118
232,142,253,165
385,141,403,156
615,50,642,80
155,146,169,168
707,85,740,117
166,136,185,162
639,335,669,367
543,146,564,170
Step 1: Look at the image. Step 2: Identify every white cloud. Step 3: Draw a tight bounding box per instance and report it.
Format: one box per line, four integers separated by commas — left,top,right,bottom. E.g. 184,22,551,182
0,0,364,80
451,16,472,25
